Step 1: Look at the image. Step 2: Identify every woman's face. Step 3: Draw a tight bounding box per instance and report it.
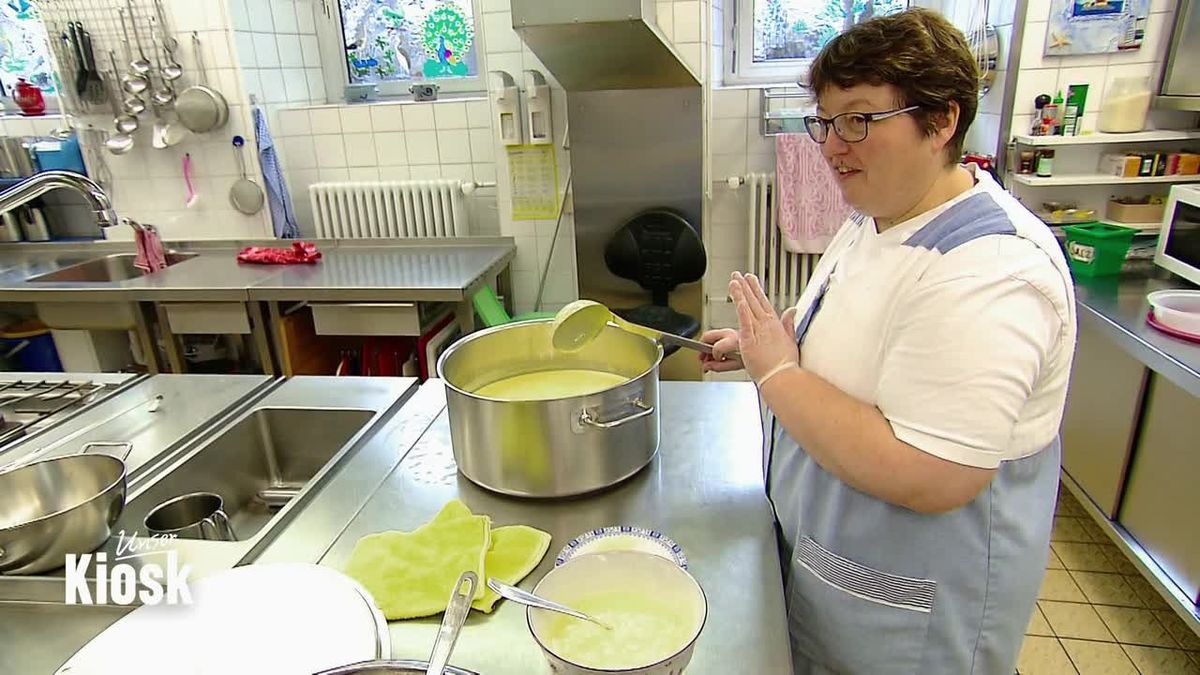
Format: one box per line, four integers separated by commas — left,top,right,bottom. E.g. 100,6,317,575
816,84,948,222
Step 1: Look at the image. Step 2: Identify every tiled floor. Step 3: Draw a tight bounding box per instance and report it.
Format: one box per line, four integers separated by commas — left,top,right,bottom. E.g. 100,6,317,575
1016,487,1200,674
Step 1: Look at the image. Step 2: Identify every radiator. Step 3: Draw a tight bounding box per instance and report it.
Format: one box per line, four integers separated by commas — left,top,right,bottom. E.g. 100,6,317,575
310,180,468,238
745,172,821,311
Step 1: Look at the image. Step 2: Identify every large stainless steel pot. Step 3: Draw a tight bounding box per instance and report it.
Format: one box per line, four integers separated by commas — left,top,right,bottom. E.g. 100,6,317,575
0,442,131,575
437,319,662,498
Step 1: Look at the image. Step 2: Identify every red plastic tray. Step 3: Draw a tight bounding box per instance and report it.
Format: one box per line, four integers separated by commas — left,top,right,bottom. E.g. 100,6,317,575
1146,310,1200,344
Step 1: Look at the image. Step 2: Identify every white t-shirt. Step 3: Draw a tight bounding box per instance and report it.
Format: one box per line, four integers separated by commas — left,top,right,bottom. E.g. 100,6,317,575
793,166,1077,469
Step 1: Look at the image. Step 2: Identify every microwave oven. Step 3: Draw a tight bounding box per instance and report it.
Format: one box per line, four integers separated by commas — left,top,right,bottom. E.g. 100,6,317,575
1155,184,1200,286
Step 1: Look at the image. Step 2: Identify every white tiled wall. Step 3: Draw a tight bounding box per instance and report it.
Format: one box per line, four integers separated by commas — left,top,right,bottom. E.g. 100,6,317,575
657,0,707,78
229,0,324,107
707,87,767,331
479,0,579,314
1009,0,1198,215
26,0,272,240
1012,0,1183,139
271,98,500,237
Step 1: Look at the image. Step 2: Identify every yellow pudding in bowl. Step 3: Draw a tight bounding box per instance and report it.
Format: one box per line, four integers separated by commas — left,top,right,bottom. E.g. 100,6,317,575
473,369,629,400
528,551,707,674
540,592,696,670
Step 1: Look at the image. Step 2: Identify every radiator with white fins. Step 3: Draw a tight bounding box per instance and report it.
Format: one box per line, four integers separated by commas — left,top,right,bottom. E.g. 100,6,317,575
309,180,468,238
745,172,821,312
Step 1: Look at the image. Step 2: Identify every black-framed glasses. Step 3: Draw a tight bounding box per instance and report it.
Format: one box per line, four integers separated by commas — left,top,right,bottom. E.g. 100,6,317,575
802,106,921,144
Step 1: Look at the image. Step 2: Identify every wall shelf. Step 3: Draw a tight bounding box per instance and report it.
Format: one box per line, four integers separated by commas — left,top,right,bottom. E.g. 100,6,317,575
1012,173,1200,187
1013,130,1200,146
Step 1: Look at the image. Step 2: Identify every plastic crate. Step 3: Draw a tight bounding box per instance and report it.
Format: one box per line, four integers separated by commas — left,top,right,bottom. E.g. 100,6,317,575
1062,222,1137,278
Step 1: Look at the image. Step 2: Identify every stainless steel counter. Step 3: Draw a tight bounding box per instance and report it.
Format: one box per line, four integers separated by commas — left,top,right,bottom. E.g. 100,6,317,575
0,374,421,674
0,379,791,674
315,380,792,674
1074,272,1200,398
246,246,514,302
0,238,515,303
0,374,267,469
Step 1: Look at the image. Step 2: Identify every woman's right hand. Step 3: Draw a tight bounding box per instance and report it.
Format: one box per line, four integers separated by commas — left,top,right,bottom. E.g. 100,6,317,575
699,328,744,372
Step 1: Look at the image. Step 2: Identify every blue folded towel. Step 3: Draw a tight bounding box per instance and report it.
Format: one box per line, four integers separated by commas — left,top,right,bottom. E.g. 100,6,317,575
253,106,301,239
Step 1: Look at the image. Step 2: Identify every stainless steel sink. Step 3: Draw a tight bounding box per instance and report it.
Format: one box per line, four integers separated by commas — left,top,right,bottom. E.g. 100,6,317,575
117,407,374,541
27,252,197,283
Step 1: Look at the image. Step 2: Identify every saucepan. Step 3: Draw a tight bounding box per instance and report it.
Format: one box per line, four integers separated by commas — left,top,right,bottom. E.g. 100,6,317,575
437,319,662,498
0,441,132,575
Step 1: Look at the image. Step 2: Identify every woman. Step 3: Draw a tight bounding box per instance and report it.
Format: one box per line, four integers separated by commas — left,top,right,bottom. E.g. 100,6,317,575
701,9,1077,674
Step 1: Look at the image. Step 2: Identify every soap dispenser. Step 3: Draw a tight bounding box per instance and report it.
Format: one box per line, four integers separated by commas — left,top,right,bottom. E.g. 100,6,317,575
491,70,523,146
523,70,552,145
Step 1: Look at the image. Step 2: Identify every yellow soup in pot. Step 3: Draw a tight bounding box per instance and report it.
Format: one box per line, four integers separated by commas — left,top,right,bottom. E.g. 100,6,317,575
540,592,695,670
474,369,629,401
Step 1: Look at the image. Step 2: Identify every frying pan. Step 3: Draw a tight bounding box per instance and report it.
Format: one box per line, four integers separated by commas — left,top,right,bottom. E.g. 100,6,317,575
175,32,228,133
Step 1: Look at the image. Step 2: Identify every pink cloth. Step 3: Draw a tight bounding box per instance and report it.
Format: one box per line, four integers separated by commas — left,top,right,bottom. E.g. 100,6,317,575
775,133,850,254
133,226,167,273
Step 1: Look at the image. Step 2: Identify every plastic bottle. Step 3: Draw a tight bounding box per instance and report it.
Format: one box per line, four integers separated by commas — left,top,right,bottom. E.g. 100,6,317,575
1050,90,1065,135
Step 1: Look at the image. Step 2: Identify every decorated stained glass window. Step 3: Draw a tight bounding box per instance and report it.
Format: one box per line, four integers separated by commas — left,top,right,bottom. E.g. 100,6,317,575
338,0,479,85
0,0,58,97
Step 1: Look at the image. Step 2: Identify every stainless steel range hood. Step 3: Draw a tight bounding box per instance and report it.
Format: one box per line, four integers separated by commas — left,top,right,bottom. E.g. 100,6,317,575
510,0,699,91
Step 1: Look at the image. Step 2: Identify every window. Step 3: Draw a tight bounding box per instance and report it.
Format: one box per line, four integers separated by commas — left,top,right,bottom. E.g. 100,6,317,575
320,0,484,98
0,1,58,103
727,0,909,85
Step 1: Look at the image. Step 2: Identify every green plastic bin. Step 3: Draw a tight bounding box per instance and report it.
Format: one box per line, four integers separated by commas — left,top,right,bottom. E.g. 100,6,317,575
1062,222,1137,278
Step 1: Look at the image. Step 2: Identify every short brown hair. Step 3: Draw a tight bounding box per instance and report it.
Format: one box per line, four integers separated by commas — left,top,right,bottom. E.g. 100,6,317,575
806,8,979,164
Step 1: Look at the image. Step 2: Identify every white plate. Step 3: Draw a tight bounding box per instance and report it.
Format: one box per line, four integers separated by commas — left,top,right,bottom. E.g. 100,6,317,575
555,525,688,570
1147,290,1200,335
57,563,389,675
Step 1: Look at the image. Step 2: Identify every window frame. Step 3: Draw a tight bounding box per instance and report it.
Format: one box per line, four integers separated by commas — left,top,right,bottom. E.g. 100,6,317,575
723,0,911,87
314,0,487,103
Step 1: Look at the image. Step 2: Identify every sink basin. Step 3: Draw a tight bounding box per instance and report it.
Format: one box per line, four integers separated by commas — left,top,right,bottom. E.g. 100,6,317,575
27,252,197,283
118,407,374,541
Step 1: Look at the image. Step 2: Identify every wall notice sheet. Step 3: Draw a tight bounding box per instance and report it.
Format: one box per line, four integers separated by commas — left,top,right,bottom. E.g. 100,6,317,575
507,145,559,220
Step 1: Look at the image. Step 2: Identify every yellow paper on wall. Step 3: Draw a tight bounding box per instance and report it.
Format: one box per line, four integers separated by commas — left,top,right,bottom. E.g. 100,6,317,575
507,144,559,220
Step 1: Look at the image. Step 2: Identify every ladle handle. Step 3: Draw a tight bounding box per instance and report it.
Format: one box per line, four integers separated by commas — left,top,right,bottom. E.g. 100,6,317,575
426,571,476,675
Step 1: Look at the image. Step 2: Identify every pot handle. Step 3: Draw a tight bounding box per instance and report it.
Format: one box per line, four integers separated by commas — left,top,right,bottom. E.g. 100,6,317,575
579,399,655,429
81,441,134,461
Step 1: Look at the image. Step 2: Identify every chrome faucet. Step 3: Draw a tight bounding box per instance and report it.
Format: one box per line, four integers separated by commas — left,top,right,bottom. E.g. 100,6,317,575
0,170,118,229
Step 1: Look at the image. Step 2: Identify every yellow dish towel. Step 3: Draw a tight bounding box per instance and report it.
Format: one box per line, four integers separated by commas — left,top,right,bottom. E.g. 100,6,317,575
344,499,551,619
474,524,552,613
344,502,491,620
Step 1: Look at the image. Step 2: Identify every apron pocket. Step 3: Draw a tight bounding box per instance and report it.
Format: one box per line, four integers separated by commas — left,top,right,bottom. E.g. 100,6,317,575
789,536,936,675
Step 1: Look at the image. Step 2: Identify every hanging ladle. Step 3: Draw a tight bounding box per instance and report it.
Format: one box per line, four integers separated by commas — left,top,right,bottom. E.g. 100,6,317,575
116,10,149,94
108,50,145,115
105,78,136,155
149,41,175,107
152,3,183,81
125,0,153,75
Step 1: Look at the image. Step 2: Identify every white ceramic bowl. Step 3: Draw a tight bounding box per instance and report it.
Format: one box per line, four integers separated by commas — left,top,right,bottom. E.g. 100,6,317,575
1147,290,1200,335
527,551,708,675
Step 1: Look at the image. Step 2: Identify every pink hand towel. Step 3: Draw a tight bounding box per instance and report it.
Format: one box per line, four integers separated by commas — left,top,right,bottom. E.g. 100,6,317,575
133,228,151,272
775,133,850,254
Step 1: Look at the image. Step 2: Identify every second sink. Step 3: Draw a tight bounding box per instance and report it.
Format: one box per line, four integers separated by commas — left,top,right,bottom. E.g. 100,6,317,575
28,252,197,283
118,407,374,541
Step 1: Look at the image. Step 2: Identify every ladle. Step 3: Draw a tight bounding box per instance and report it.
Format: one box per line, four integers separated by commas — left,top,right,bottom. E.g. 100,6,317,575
551,299,735,357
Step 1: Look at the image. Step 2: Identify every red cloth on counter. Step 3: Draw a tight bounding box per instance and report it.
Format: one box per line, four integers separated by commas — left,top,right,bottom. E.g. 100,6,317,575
236,241,322,264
